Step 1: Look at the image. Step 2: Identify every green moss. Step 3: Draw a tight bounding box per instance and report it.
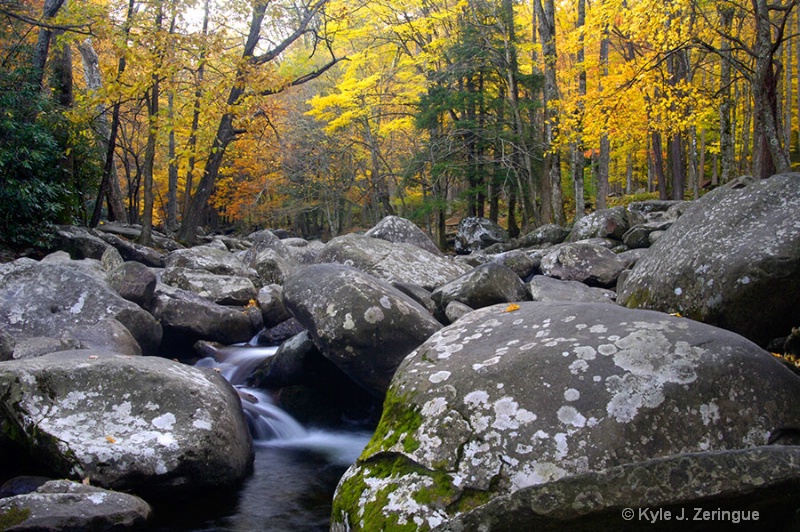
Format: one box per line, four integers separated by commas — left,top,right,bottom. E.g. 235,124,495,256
621,287,650,309
0,505,31,529
362,386,423,458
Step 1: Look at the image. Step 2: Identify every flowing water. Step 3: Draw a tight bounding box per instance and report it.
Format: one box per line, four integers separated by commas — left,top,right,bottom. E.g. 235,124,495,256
157,344,373,531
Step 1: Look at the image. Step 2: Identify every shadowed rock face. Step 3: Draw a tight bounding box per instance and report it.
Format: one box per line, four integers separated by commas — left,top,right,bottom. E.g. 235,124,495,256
0,351,253,500
619,172,800,346
332,302,800,531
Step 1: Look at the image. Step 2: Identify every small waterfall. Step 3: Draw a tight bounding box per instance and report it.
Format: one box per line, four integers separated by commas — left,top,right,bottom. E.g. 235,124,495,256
194,342,372,466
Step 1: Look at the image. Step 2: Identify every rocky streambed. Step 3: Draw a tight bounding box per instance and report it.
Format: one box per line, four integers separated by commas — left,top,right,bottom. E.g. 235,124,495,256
1,173,799,530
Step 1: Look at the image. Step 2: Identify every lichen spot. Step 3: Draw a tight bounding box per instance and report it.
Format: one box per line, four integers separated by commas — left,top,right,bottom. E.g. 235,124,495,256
379,296,392,309
564,388,580,402
674,287,683,295
422,397,448,417
739,276,751,285
429,371,451,384
152,412,176,430
364,306,385,324
326,303,337,317
557,405,586,428
343,313,356,330
464,390,490,407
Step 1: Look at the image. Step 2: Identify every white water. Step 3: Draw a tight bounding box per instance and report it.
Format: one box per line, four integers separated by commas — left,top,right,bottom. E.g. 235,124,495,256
194,344,372,467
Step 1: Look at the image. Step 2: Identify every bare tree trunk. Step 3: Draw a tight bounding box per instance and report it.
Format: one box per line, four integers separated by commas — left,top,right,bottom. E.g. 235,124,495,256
534,0,564,225
77,39,127,222
571,0,586,223
31,0,66,88
597,23,610,210
651,131,668,200
166,7,179,232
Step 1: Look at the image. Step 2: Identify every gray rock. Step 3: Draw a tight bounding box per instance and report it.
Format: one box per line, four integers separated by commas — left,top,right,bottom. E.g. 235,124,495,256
52,225,112,261
257,284,291,328
435,447,800,531
332,302,800,530
0,329,14,362
164,245,257,280
391,282,439,318
0,260,162,357
94,221,182,252
283,264,442,396
622,221,673,249
0,479,152,530
95,231,166,267
251,248,297,286
444,301,473,323
6,337,78,360
432,262,531,310
241,230,291,267
151,283,262,353
365,215,442,255
0,351,253,498
568,207,642,242
528,275,616,304
161,267,258,306
619,172,800,346
455,217,509,254
61,318,142,357
286,239,325,264
490,250,537,279
517,224,570,248
316,233,471,291
540,243,627,288
626,200,686,223
108,261,157,309
616,247,650,270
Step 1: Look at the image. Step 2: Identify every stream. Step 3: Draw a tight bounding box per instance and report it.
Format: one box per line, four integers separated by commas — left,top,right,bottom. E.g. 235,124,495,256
155,344,373,531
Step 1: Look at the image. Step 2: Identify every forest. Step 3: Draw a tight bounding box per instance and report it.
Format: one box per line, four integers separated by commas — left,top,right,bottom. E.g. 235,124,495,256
1,0,798,251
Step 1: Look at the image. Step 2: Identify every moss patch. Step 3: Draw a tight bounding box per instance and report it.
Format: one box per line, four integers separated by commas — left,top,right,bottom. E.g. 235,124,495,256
0,505,31,529
361,386,423,458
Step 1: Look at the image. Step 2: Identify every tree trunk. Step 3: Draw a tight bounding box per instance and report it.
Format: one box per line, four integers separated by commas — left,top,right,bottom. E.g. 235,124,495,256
31,0,66,88
718,7,735,183
651,131,668,200
597,23,610,210
534,0,564,225
571,0,586,223
77,39,127,222
166,7,179,232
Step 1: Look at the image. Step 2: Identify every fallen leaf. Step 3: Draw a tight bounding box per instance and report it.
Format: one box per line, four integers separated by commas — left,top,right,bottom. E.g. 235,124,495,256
105,435,116,444
504,303,520,312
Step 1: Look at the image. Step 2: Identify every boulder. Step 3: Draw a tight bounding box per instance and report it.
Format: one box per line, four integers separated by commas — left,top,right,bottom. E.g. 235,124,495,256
0,351,253,499
490,250,537,280
253,317,305,347
516,224,570,248
161,267,257,306
151,284,262,356
52,225,112,261
60,318,142,357
0,480,152,530
250,248,297,286
568,207,642,242
626,200,686,223
108,261,157,309
528,275,616,304
365,215,442,255
164,245,257,280
257,284,292,328
621,221,673,249
283,264,442,396
95,232,166,267
431,263,531,311
241,230,291,267
316,233,471,291
455,217,509,254
0,260,162,357
332,302,800,530
94,221,182,252
444,301,473,324
619,173,800,346
540,243,627,288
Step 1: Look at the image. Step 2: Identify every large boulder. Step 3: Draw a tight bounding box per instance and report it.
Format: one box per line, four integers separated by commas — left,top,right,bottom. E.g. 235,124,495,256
0,480,152,530
164,245,257,280
332,302,800,530
528,275,616,304
0,259,162,357
316,233,471,291
283,264,442,396
516,224,570,248
161,267,257,306
568,207,642,243
619,173,800,346
95,231,166,267
455,217,509,254
107,261,157,309
150,284,262,356
0,351,253,499
365,215,442,255
431,263,531,311
540,243,627,288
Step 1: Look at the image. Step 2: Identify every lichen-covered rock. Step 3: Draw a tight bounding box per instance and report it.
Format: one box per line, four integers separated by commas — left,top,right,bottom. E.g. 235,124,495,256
331,302,800,530
626,200,686,223
528,275,616,304
489,250,537,280
455,217,509,254
0,260,162,357
0,351,253,499
95,231,166,267
150,284,262,356
431,263,531,311
161,267,257,306
316,234,471,291
621,221,673,249
283,264,442,396
568,207,642,243
540,243,627,288
250,248,298,286
435,447,800,531
0,479,152,530
365,215,442,255
619,172,800,346
107,261,157,309
164,245,257,280
516,224,570,248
